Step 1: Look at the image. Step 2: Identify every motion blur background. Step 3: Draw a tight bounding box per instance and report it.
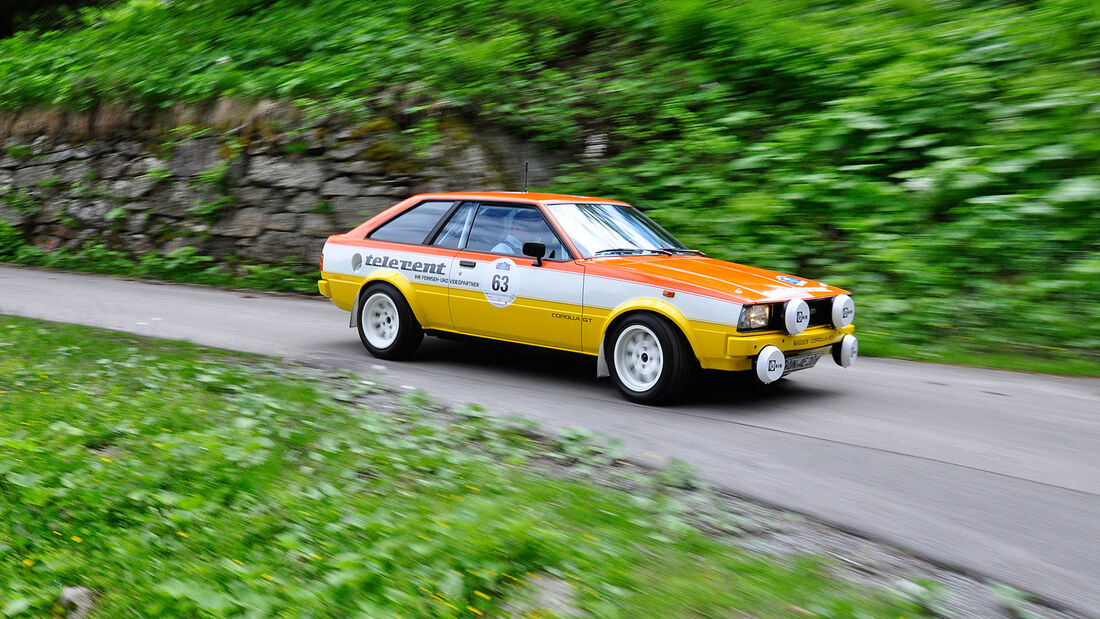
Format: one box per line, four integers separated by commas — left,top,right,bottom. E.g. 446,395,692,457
1,0,1098,369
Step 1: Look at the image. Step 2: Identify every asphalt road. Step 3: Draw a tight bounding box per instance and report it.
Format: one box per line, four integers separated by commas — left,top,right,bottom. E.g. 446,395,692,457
2,265,1098,614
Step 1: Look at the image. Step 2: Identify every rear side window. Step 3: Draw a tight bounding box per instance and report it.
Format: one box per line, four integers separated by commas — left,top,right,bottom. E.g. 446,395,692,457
431,202,476,249
369,201,454,245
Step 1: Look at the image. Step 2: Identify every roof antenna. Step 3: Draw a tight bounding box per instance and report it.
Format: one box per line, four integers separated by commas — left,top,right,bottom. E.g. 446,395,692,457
523,161,529,193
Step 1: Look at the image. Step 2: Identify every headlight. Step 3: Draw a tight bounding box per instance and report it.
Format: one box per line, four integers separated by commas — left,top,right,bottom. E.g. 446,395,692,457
738,304,771,330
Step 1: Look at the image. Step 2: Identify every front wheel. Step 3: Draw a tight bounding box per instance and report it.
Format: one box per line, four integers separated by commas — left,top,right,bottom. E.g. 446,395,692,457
607,314,693,404
356,283,423,360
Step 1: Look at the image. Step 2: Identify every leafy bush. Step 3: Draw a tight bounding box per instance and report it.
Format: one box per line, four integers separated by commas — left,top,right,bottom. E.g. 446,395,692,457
0,0,1097,363
0,220,22,258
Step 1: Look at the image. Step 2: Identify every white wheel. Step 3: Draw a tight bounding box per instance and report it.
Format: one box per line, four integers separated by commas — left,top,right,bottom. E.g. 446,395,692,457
613,324,665,393
361,292,400,349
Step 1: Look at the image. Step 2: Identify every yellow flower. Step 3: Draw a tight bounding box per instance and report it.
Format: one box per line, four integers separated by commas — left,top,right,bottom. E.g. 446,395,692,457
100,457,111,462
71,536,82,543
466,606,483,615
52,530,62,536
22,559,34,567
474,591,490,600
176,531,189,538
262,573,273,581
309,553,322,560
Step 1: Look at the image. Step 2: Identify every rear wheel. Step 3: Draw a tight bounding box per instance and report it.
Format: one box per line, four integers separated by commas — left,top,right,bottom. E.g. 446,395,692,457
357,283,423,359
607,313,693,404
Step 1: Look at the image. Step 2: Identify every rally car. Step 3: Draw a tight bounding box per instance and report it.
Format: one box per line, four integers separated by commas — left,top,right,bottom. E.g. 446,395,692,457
318,192,856,403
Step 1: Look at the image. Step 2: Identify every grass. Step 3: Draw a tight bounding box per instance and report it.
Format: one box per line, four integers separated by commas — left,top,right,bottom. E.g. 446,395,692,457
857,330,1099,378
0,239,319,295
0,314,933,617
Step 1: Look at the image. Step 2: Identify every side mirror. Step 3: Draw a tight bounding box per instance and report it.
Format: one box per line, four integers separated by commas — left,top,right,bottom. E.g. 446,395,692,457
522,242,546,267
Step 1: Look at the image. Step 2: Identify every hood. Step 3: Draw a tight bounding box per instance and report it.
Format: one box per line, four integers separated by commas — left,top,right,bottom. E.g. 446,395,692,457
585,255,849,303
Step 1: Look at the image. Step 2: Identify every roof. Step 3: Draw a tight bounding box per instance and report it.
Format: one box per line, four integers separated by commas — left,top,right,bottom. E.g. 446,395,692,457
413,191,630,205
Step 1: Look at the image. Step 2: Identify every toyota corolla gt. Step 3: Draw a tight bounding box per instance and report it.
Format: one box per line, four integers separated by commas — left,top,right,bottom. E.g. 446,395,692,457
318,192,857,403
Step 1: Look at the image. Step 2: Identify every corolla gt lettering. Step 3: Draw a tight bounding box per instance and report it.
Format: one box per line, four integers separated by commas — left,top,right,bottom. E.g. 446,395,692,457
551,312,592,323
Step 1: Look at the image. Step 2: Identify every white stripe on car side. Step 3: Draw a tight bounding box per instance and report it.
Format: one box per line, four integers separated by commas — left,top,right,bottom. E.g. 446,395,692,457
323,242,742,327
582,274,742,328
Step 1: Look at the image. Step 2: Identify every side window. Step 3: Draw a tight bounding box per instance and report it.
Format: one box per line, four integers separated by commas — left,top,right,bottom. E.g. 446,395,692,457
465,204,569,259
431,202,475,249
369,201,454,245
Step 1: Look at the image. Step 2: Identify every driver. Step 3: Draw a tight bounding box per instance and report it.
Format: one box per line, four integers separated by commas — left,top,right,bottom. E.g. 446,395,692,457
491,209,544,255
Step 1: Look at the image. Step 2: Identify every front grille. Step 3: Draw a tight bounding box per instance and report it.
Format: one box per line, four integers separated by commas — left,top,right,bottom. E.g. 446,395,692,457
805,298,833,328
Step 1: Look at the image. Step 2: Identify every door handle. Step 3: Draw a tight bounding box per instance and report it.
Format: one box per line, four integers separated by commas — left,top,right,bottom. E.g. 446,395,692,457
459,260,476,268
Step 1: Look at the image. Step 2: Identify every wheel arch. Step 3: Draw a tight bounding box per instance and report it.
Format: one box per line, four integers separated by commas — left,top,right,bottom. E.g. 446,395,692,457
595,300,700,378
349,270,425,328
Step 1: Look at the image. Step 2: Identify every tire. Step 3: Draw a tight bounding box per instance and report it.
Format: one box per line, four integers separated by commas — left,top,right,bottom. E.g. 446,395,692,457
356,283,424,360
606,313,694,404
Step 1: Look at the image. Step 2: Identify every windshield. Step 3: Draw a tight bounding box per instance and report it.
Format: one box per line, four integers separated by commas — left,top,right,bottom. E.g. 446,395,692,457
545,203,687,258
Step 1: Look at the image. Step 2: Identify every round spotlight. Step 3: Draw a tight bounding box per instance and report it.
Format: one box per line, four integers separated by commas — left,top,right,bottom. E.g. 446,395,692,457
832,294,855,328
785,299,810,335
755,346,786,384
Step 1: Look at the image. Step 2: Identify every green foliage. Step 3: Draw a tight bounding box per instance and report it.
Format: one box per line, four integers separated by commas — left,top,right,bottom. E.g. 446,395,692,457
4,144,31,158
0,220,22,258
141,166,173,183
891,578,953,617
188,195,232,221
0,0,1097,362
2,188,39,216
194,161,230,188
2,237,319,294
281,140,308,155
0,316,926,617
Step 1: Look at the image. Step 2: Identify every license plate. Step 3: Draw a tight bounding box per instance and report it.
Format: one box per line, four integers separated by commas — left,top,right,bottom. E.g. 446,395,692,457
784,353,821,374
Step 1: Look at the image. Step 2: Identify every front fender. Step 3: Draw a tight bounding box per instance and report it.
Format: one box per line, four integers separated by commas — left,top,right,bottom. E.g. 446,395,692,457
595,298,701,377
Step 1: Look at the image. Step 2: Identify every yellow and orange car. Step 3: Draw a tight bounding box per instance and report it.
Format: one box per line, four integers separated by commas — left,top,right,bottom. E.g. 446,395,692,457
319,192,856,403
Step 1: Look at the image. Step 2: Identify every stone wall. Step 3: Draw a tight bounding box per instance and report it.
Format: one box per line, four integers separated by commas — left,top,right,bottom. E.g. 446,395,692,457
0,99,559,269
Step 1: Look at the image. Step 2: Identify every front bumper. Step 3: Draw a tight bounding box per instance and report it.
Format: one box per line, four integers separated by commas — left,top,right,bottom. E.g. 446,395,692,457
698,324,855,371
727,324,854,358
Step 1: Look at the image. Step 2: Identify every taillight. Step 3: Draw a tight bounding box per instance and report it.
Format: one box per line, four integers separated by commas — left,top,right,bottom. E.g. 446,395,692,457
320,253,324,272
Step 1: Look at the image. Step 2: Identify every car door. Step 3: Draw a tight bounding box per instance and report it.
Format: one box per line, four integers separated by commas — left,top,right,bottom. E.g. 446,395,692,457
446,202,585,352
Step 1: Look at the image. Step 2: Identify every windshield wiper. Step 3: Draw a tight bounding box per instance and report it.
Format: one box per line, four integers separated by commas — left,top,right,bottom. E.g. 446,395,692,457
594,248,672,256
659,247,705,256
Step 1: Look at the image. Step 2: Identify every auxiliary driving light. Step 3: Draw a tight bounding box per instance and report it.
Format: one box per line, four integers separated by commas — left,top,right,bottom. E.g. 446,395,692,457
755,345,786,384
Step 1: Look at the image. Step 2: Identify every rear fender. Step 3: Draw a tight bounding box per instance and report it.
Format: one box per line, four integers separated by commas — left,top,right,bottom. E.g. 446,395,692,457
349,270,423,328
